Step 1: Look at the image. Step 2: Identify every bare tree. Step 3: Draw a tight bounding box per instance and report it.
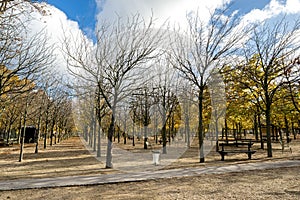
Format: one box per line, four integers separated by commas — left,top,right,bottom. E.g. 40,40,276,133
37,76,64,149
0,0,22,14
0,3,54,105
18,95,29,162
19,87,40,162
63,14,165,168
57,97,74,142
32,88,47,153
170,7,246,163
0,1,55,158
150,57,180,154
179,83,194,148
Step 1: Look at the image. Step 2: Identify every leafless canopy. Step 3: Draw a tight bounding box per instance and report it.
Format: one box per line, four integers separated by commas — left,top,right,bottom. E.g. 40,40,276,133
63,13,166,168
170,7,247,89
0,1,54,99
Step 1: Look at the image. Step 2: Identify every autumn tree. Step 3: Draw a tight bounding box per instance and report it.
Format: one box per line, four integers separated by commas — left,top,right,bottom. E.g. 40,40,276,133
239,17,300,157
31,88,47,153
19,82,38,162
37,76,63,149
286,57,300,114
0,0,54,121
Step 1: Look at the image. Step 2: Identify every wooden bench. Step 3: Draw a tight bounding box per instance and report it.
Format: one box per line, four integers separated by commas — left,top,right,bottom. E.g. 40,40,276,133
158,139,169,145
218,142,256,161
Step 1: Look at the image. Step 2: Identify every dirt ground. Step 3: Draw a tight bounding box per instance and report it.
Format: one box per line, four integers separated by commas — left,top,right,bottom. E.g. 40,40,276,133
0,136,300,199
1,166,299,200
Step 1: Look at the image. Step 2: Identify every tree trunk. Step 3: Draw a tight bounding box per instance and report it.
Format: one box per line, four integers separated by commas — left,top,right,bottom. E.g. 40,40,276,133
19,126,26,162
143,103,148,149
97,121,101,157
275,126,278,141
162,124,167,154
35,114,42,153
84,125,88,142
6,124,11,145
132,125,135,147
168,116,171,146
265,103,272,157
185,112,191,148
254,114,258,141
198,89,205,163
58,127,61,143
93,115,97,151
123,132,127,144
215,116,219,152
225,118,228,142
132,119,135,147
55,124,58,145
44,120,48,149
50,122,55,146
19,105,28,162
89,123,93,147
258,113,263,149
18,116,22,144
284,116,290,143
123,116,127,145
292,122,296,140
50,132,53,146
106,114,114,168
162,91,167,154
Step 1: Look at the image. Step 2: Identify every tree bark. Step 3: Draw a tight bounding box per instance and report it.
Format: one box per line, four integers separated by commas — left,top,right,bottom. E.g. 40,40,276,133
19,126,26,162
35,114,42,153
106,113,115,168
93,113,97,151
44,120,48,149
284,116,290,143
97,120,101,157
265,102,273,157
19,103,28,162
198,89,205,163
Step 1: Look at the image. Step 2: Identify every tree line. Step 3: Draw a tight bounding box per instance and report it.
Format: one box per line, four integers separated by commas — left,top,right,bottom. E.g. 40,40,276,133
0,0,76,161
65,5,300,168
2,1,300,167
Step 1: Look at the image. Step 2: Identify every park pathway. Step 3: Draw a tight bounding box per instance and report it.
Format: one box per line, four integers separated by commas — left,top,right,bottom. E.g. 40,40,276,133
0,159,299,191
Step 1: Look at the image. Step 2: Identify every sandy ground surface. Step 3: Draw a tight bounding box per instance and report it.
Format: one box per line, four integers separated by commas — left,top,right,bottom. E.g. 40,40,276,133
1,166,299,200
0,135,300,199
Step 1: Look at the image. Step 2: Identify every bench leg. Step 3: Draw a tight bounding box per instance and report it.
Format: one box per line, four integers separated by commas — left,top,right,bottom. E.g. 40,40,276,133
221,153,225,161
248,153,252,159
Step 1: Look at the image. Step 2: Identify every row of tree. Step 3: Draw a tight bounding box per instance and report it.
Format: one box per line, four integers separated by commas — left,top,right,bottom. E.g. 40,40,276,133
0,0,76,161
65,5,300,168
4,1,297,168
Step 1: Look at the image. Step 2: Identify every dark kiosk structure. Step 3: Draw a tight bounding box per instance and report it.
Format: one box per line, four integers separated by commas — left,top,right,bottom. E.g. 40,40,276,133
22,126,37,143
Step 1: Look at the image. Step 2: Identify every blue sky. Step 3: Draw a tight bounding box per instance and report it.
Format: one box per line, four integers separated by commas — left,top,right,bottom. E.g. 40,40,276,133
44,0,272,36
228,0,270,14
45,0,97,35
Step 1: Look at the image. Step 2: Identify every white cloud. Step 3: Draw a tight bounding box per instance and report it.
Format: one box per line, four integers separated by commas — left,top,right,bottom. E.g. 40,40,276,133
242,0,300,23
15,1,91,76
96,0,300,29
285,0,300,13
96,0,232,28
